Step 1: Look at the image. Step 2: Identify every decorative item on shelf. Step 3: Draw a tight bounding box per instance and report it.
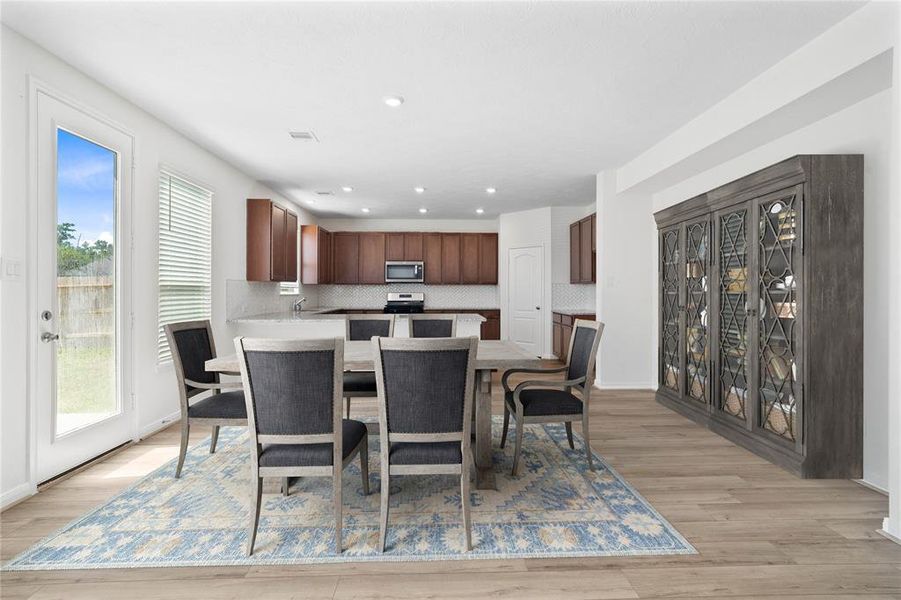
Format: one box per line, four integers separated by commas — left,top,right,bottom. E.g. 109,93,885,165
771,301,797,319
664,367,679,389
724,268,747,292
764,399,796,437
690,377,705,400
763,349,792,381
724,386,746,417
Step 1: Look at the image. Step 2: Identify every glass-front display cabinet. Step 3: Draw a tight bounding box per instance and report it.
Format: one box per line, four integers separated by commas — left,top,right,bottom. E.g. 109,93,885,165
655,156,863,478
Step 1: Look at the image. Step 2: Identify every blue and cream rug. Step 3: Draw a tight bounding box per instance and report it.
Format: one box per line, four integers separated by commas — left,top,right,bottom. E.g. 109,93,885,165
4,420,694,570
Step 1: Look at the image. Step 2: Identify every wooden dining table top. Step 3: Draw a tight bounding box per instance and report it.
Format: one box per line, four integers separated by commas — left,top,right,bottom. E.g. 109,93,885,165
205,339,541,373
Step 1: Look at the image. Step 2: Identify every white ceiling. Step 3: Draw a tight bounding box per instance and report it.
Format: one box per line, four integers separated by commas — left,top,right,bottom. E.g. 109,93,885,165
3,1,861,218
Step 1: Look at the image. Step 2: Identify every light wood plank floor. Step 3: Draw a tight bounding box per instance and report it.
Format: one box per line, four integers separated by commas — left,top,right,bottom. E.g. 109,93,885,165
2,375,898,599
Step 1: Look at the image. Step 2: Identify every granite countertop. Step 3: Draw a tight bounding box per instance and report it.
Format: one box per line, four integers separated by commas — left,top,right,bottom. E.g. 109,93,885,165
231,309,487,323
551,308,597,316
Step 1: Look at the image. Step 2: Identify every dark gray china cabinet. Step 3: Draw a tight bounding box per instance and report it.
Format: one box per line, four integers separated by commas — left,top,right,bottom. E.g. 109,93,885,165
654,155,863,478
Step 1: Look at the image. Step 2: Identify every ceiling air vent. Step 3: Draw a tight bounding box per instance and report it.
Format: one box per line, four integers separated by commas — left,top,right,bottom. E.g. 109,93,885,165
315,191,334,196
288,130,319,142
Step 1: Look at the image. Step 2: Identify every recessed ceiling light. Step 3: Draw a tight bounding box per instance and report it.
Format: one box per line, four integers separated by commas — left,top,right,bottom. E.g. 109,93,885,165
342,186,354,192
361,207,370,213
418,208,428,214
414,186,426,194
485,187,497,194
476,208,485,214
383,95,405,108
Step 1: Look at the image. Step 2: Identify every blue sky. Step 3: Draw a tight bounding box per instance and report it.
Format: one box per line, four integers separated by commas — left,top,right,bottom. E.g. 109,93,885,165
57,128,116,246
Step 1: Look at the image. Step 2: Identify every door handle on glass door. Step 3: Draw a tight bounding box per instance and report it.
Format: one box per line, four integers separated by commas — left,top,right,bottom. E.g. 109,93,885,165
535,306,541,310
41,332,60,343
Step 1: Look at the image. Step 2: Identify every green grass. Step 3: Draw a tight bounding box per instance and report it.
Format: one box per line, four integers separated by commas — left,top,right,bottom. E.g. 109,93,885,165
57,345,116,415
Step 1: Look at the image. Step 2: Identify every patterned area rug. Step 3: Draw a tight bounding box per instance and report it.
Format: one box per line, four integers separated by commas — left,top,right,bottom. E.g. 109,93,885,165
4,420,694,569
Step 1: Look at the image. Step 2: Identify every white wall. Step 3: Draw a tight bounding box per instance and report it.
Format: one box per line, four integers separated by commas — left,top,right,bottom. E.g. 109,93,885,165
0,27,312,506
499,207,554,357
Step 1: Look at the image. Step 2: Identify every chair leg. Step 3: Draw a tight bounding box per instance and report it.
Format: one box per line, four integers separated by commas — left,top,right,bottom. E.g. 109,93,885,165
511,413,525,477
461,455,472,552
334,466,343,554
500,404,510,449
565,421,575,450
379,469,390,552
175,420,190,478
582,411,594,471
282,477,290,497
209,425,220,454
247,476,262,556
345,396,351,419
360,434,370,495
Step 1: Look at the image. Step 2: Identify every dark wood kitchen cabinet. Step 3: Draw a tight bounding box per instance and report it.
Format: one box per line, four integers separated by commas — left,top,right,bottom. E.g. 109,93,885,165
423,233,443,284
552,311,596,362
246,198,298,282
300,225,331,284
332,232,360,284
570,213,597,283
359,232,386,284
404,233,424,260
386,233,405,261
478,233,498,284
441,233,462,283
461,233,481,284
654,154,863,478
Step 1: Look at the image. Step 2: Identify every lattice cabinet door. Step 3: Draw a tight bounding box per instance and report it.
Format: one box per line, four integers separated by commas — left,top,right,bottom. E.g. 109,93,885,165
753,185,804,453
683,217,711,406
659,226,683,394
713,205,753,426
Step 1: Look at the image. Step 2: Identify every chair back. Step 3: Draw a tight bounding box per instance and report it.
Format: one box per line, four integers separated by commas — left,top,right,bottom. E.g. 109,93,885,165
235,338,343,448
373,336,477,443
408,314,456,338
566,320,605,390
346,314,395,341
165,320,220,406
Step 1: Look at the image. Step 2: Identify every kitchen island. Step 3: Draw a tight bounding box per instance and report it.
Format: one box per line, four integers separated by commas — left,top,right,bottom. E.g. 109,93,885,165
229,309,487,339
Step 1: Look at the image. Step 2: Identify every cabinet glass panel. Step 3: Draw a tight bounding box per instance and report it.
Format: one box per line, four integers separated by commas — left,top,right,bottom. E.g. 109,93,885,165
718,209,749,420
685,220,709,403
660,229,681,391
757,189,800,441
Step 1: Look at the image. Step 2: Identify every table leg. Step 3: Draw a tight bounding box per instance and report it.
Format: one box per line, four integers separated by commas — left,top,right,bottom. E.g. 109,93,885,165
474,368,496,490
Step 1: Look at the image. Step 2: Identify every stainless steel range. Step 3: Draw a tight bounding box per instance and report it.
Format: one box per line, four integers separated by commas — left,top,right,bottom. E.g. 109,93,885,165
383,292,425,314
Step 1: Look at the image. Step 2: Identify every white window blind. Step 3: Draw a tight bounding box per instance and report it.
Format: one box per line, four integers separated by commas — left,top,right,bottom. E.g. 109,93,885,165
158,170,212,363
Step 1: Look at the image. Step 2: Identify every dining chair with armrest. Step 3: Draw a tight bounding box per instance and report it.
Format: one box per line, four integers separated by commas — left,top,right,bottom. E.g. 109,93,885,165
165,320,247,478
501,319,604,475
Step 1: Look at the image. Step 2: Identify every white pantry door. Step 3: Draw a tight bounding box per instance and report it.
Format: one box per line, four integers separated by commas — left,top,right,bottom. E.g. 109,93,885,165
507,246,543,356
34,91,134,483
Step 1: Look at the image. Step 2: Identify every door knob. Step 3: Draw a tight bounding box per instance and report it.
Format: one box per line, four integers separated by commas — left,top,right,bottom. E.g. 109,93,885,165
41,332,60,343
535,306,541,310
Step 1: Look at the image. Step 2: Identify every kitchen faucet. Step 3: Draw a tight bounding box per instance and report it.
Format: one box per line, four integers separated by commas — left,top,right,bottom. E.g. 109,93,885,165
292,297,307,312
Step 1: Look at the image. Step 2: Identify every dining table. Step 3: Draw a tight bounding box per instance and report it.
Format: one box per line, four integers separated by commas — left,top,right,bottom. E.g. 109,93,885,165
206,339,541,489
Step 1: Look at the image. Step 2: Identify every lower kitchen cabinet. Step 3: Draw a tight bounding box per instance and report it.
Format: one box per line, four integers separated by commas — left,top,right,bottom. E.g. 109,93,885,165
552,311,596,362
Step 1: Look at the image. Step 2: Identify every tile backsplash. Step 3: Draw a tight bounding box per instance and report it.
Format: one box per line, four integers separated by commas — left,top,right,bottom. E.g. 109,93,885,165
318,284,499,309
552,283,596,311
226,280,320,320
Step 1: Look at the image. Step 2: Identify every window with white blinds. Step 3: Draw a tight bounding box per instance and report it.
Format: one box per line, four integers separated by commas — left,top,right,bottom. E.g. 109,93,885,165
158,170,212,363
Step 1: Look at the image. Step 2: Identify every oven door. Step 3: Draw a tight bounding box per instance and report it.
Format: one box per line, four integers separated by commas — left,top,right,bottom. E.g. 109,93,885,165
385,261,424,283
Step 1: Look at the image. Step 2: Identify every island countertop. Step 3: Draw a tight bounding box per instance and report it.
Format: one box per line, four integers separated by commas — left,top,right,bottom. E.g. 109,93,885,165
230,309,487,323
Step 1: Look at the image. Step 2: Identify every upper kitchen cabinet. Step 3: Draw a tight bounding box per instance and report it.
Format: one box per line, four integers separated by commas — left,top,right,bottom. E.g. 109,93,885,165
478,233,498,284
570,213,597,283
359,232,387,284
423,233,443,284
246,198,298,282
386,233,405,261
441,233,462,283
333,232,360,284
461,233,481,284
404,233,424,260
300,225,332,284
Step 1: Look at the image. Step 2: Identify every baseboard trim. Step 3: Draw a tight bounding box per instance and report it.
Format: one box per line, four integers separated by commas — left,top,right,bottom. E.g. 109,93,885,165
854,478,889,496
1,482,37,512
139,410,181,440
594,382,656,391
879,521,901,546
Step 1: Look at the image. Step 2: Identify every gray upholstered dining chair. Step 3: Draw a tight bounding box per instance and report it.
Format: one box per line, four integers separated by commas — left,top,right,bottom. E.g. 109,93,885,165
372,336,478,552
408,314,456,338
343,314,395,419
165,320,247,479
234,336,369,556
501,319,604,475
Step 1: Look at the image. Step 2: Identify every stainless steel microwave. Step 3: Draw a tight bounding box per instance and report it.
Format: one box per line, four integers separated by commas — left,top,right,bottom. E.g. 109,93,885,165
385,261,424,283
